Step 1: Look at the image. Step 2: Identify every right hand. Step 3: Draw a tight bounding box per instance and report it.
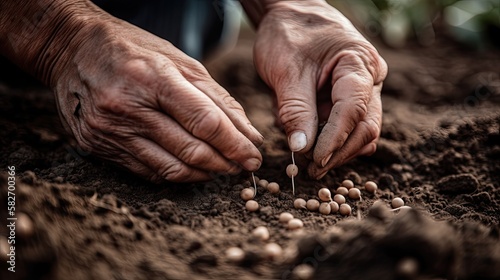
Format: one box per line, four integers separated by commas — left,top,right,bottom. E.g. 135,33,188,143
52,15,263,183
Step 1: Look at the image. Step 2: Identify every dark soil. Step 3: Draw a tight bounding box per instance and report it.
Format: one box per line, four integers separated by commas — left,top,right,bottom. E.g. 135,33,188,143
1,29,499,280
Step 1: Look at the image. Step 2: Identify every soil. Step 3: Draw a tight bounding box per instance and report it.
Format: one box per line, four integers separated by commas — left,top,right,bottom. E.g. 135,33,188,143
1,27,499,280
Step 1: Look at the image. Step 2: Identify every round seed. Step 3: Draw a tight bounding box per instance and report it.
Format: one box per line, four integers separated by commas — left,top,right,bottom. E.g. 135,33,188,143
240,188,255,201
333,194,346,205
318,188,332,202
392,197,405,209
341,179,354,189
246,200,259,212
336,186,349,196
264,243,283,260
267,182,280,194
288,218,304,230
339,204,352,216
226,247,245,262
294,198,307,209
365,181,378,193
329,201,339,213
17,213,34,238
319,203,331,215
252,226,270,241
397,257,419,277
292,264,314,280
286,164,299,178
0,236,9,261
348,188,361,200
279,212,294,223
258,179,269,188
306,199,320,211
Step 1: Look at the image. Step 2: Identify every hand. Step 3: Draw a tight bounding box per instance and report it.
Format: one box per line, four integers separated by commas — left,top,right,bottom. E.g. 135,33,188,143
52,13,263,182
252,1,387,179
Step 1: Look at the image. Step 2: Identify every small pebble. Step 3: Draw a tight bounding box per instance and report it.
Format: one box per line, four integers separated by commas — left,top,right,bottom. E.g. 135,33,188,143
267,182,280,194
226,247,245,262
292,264,314,280
264,243,283,260
258,179,269,188
333,194,346,205
336,186,349,196
286,164,299,178
306,199,320,211
348,188,361,200
288,218,304,230
339,204,352,216
240,188,255,201
319,203,331,215
341,179,354,189
329,201,339,213
279,212,294,223
391,197,405,209
294,198,307,209
252,226,270,241
246,200,259,212
365,181,378,193
318,188,332,202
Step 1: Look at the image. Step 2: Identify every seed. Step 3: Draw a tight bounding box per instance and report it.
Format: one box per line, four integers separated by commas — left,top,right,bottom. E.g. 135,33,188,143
279,212,294,223
397,257,419,277
365,181,378,193
240,188,255,201
348,188,361,200
333,194,346,205
306,199,320,211
391,197,405,209
336,186,349,196
341,179,354,189
339,204,352,216
246,200,259,212
226,247,245,262
258,179,269,188
319,203,331,215
267,182,280,194
329,201,339,213
288,218,304,230
264,243,283,260
252,226,270,241
0,236,9,261
17,213,34,238
292,264,314,280
294,198,307,209
286,164,299,177
318,188,332,202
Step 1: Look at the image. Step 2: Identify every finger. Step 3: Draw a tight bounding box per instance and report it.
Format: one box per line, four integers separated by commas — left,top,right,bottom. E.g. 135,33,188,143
136,110,242,175
157,77,262,171
274,67,318,153
190,79,264,147
313,55,375,168
112,154,164,184
309,85,382,179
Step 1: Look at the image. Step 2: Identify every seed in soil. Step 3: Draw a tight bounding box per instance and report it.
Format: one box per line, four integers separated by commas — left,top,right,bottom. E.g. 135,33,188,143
258,179,269,189
226,247,245,262
252,226,270,241
288,218,304,230
392,197,405,208
264,243,283,260
294,198,307,209
17,212,34,238
329,201,339,213
319,203,331,215
292,264,314,280
333,194,346,205
279,212,294,223
240,188,255,201
267,182,280,194
306,199,320,211
339,204,352,216
246,200,259,212
341,179,354,189
397,257,419,277
336,186,349,196
348,188,361,200
318,188,332,202
364,181,378,193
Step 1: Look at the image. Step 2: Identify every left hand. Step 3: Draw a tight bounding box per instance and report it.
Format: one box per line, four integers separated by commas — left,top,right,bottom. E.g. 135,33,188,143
252,0,388,179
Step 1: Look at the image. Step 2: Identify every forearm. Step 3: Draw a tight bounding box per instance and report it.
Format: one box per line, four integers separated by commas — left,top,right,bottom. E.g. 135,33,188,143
240,0,325,27
0,0,105,87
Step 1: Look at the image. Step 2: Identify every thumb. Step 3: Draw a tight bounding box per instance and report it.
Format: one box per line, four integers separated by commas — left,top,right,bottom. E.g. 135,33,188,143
275,73,318,153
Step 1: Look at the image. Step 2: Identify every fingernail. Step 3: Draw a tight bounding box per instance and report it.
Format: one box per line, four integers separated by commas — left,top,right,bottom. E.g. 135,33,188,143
242,158,261,171
321,153,333,167
289,131,307,152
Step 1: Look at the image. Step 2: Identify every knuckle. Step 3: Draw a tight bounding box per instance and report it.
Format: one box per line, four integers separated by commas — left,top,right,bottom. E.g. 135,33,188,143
95,89,129,114
160,164,191,182
361,119,380,143
178,142,210,166
189,109,223,142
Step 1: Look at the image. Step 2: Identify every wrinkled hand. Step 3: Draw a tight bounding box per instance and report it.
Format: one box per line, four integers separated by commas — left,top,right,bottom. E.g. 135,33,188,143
253,1,387,179
53,16,263,182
